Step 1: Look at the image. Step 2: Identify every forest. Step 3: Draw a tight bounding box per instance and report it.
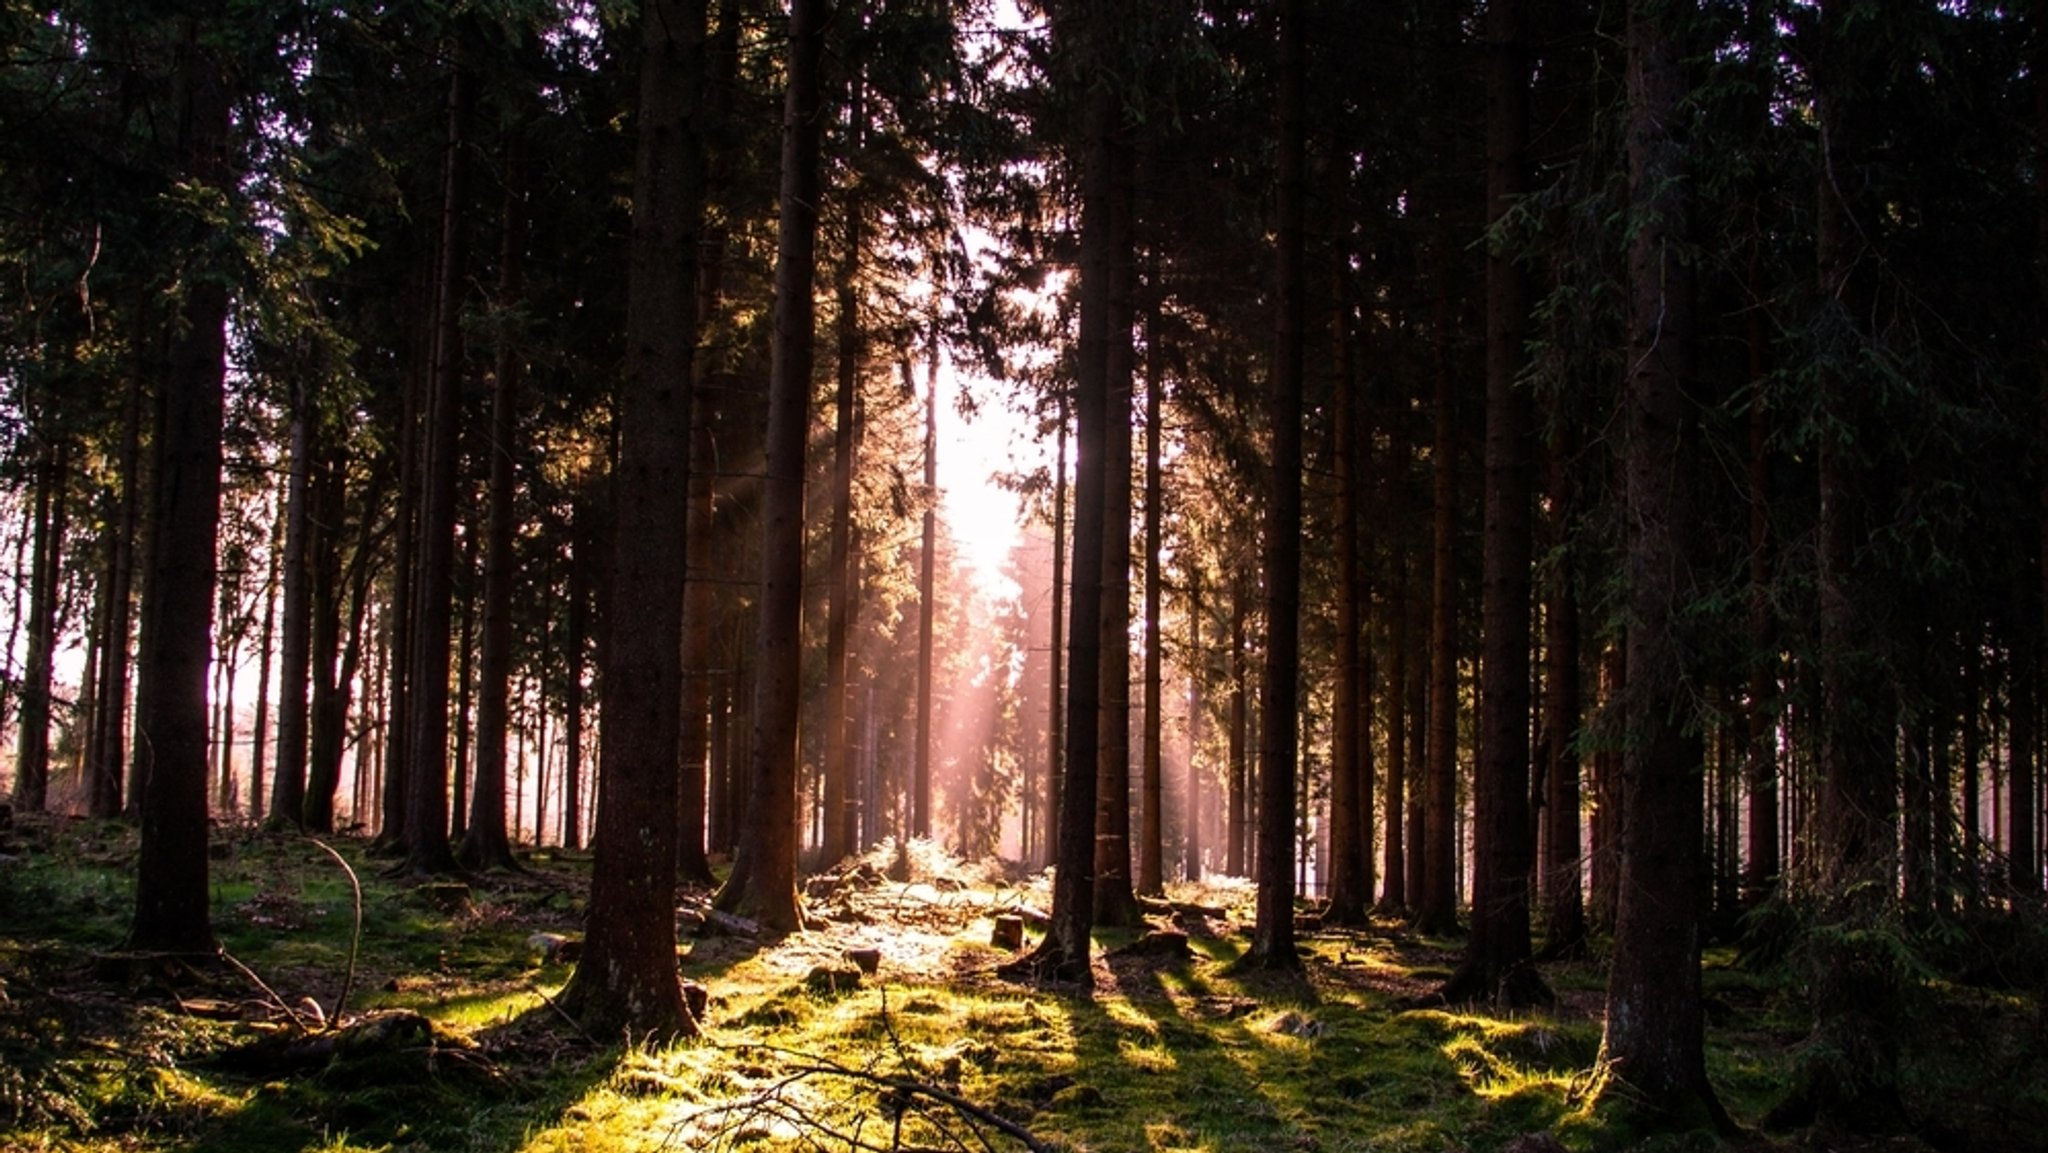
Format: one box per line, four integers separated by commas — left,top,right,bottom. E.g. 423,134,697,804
2,0,2047,1150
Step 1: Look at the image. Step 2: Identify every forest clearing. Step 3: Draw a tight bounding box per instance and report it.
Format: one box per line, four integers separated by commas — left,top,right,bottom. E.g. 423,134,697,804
1,819,2043,1153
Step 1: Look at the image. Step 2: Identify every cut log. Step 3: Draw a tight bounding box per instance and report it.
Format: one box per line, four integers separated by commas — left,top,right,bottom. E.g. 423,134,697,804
990,915,1025,951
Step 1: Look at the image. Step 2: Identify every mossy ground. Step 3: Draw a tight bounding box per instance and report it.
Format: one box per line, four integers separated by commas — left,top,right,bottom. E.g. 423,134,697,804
0,817,2041,1153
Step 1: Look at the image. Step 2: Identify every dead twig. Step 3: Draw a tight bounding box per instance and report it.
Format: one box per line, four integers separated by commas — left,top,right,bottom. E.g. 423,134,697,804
215,948,310,1034
305,837,362,1031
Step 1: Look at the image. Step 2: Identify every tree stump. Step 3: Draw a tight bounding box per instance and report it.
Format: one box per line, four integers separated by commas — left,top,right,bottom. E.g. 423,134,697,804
991,914,1025,951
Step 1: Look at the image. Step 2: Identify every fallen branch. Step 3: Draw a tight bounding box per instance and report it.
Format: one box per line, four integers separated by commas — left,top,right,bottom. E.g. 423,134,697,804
673,1050,1048,1153
216,947,311,1034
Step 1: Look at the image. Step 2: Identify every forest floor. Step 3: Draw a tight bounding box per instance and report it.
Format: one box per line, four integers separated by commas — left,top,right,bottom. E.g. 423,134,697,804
0,817,2044,1153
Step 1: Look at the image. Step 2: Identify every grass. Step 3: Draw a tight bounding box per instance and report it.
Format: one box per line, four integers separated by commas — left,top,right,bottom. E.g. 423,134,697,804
1,817,2043,1152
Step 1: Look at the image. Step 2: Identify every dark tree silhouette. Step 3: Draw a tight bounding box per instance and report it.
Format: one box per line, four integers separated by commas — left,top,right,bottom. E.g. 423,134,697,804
557,0,709,1041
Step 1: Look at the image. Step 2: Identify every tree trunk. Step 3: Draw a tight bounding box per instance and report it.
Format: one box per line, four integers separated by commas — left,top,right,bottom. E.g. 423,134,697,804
1045,388,1068,865
1184,564,1204,881
270,383,315,828
459,125,530,874
715,0,827,934
1094,138,1139,929
88,364,145,819
1597,1,1726,1125
1007,2,1112,982
821,72,865,866
401,55,474,876
248,490,280,822
1417,274,1459,936
11,438,69,813
131,11,228,954
556,0,707,1041
1247,0,1305,970
1783,0,1907,1126
1327,260,1370,926
1744,235,1780,902
914,340,938,841
1446,0,1541,1006
304,455,347,832
1138,287,1166,898
1539,428,1585,958
1227,573,1249,877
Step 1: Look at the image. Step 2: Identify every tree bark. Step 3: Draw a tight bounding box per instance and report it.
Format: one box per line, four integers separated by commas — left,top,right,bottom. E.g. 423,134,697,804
715,0,828,934
1094,138,1139,929
1246,0,1305,970
401,54,474,876
88,362,145,819
459,124,530,874
1539,428,1585,959
1597,1,1726,1125
1138,287,1166,898
131,11,228,954
1417,274,1459,936
822,70,865,866
11,438,69,813
1445,0,1541,1006
914,341,939,841
1006,0,1112,982
556,0,707,1041
1327,259,1370,926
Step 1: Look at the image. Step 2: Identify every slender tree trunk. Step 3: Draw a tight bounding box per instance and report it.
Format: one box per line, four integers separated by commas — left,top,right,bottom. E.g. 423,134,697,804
716,0,827,933
1046,389,1068,866
1007,2,1112,982
678,355,716,875
89,366,145,819
1227,574,1249,877
11,439,69,813
1094,140,1139,929
131,11,228,954
1539,429,1585,958
1449,0,1541,1004
402,55,474,876
1418,275,1459,935
1598,2,1726,1124
304,458,347,832
310,505,375,835
1328,266,1370,926
378,269,426,850
822,73,865,866
1138,288,1165,898
1744,243,1780,902
1786,0,1906,1125
1382,546,1410,910
459,126,530,873
1184,564,1204,881
271,384,315,828
914,342,938,841
248,490,279,821
1247,0,1305,970
557,0,707,1041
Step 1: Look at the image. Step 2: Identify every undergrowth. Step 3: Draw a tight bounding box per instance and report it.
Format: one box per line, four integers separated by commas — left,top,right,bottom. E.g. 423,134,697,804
0,817,2040,1152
